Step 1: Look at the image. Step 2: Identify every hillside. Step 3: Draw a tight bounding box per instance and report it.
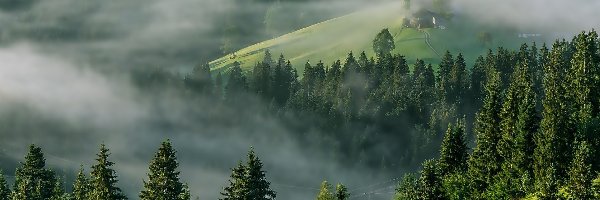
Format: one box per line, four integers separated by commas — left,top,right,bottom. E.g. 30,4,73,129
209,2,545,75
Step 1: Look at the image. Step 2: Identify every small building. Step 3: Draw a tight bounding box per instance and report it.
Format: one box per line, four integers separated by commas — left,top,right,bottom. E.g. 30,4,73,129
404,9,448,29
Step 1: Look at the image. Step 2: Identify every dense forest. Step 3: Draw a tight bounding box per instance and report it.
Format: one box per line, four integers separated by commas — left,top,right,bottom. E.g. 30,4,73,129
1,27,599,199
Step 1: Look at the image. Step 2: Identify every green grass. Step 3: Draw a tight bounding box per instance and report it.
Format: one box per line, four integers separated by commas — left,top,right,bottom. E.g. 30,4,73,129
209,2,546,76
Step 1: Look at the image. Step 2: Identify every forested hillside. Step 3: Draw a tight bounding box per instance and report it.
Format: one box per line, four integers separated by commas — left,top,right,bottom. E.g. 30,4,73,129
1,27,599,199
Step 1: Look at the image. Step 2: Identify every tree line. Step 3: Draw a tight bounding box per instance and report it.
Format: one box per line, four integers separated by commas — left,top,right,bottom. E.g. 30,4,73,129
394,30,600,199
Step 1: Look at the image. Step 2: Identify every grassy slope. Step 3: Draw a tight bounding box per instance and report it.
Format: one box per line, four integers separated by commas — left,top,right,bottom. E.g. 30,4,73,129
209,2,544,75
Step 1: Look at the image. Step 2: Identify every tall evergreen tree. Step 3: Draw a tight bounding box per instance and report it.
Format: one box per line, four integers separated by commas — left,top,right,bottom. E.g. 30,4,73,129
245,149,276,200
334,184,349,200
225,61,248,100
438,51,454,103
72,167,90,200
220,148,276,200
468,70,502,192
220,162,247,200
395,173,419,200
497,53,538,195
140,140,190,200
449,53,468,105
559,141,593,199
438,120,468,176
418,159,443,200
0,170,9,200
534,40,574,197
12,144,56,200
50,178,68,200
89,144,127,200
316,181,334,200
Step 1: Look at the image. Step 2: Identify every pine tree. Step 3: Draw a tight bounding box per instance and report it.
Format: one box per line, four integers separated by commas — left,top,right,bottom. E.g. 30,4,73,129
220,162,247,200
534,40,573,197
449,53,468,105
140,140,190,200
50,178,68,200
567,31,600,126
496,52,538,198
72,167,89,200
592,174,600,199
438,51,454,103
89,144,127,200
470,56,486,108
395,173,419,200
245,148,276,200
220,148,276,200
225,61,248,100
0,170,10,200
12,144,56,200
316,181,334,200
468,70,502,192
438,120,468,176
262,49,274,67
558,141,593,199
335,184,349,200
418,159,443,200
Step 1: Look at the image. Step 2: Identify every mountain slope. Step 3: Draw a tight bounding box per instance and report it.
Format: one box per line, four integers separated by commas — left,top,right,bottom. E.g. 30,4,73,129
209,2,544,75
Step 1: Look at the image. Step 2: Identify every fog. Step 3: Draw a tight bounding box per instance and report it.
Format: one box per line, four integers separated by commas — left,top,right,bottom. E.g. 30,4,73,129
0,0,598,199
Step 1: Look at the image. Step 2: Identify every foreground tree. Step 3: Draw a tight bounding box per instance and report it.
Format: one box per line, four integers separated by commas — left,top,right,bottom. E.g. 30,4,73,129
220,148,276,200
89,144,127,200
335,184,349,200
438,120,468,176
72,167,90,200
558,141,593,199
140,140,190,200
316,181,334,200
0,170,9,200
395,173,419,200
12,144,56,200
468,71,502,192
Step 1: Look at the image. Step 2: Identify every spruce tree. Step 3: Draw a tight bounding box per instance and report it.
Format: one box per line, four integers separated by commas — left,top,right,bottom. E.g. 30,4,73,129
12,144,56,200
534,41,573,197
316,181,334,200
449,53,468,105
438,120,468,176
225,61,248,100
395,173,419,200
496,54,538,198
140,140,190,200
72,167,89,200
0,170,9,200
335,184,349,200
418,159,443,200
245,149,276,200
220,162,247,200
559,141,593,199
438,51,454,103
468,70,502,192
220,148,276,200
567,31,599,125
89,144,127,200
50,178,68,200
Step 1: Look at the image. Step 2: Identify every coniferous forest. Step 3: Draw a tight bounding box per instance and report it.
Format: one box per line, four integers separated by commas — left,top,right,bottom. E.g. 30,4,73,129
1,28,600,199
1,0,600,199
